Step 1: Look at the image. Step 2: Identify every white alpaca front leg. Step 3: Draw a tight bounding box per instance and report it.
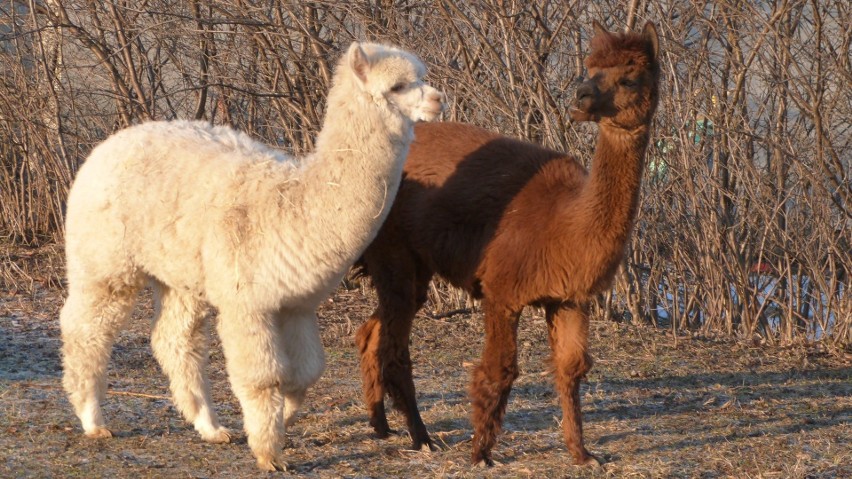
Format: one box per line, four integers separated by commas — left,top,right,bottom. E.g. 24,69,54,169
217,308,288,471
279,311,326,428
282,389,306,428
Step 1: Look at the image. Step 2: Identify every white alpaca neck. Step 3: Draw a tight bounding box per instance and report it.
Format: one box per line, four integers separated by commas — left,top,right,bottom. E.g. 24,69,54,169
256,74,413,301
306,76,412,231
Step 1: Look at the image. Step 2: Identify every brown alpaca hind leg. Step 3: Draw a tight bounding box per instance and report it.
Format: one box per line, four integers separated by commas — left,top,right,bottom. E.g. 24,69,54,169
546,302,601,467
356,263,434,450
469,302,521,466
378,272,435,451
356,315,393,438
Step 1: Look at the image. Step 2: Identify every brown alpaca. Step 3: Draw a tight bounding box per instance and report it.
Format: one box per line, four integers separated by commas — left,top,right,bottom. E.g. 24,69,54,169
355,21,661,467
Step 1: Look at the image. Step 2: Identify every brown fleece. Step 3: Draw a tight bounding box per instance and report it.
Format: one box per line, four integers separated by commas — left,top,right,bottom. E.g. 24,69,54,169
355,21,662,466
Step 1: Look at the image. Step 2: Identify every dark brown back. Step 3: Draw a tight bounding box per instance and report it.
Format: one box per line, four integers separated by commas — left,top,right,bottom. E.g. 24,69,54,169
379,121,586,295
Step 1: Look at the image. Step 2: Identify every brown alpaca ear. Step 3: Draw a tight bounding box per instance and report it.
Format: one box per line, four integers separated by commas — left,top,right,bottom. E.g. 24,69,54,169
642,22,660,60
348,42,370,84
592,20,609,38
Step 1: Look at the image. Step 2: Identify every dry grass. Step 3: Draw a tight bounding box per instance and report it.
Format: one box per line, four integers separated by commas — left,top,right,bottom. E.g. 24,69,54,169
0,242,65,294
4,1,851,354
1,253,850,478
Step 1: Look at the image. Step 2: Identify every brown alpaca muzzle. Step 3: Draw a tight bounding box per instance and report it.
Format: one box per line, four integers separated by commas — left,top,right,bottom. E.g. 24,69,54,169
569,80,600,122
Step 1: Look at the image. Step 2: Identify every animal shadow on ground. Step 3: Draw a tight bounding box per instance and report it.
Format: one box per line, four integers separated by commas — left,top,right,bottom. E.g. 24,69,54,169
0,324,158,382
0,323,61,381
586,367,849,459
387,366,851,465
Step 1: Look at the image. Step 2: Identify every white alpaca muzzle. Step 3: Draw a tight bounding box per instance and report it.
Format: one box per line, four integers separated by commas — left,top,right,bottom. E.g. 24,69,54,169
391,81,447,123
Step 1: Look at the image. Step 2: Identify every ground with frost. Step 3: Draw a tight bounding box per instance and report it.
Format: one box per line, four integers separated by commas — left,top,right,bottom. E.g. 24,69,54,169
1,250,850,478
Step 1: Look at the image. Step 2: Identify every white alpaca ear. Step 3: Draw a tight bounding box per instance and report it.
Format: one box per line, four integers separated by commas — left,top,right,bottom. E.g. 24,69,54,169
642,22,660,61
348,42,370,85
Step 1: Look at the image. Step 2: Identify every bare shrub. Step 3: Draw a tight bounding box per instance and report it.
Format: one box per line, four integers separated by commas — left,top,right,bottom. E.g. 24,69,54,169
1,0,848,347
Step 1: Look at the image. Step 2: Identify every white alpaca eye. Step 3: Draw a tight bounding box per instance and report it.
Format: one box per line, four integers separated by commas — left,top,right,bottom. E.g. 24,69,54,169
390,83,407,93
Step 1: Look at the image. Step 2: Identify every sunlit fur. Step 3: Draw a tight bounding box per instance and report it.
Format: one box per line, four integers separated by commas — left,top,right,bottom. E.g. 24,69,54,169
354,22,660,467
59,42,445,472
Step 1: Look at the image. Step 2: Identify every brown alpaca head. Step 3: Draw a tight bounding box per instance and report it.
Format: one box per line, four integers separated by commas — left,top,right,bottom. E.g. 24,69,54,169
570,21,660,131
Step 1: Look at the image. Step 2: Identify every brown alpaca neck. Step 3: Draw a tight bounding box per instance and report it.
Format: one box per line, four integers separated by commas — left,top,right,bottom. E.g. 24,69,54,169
579,124,650,242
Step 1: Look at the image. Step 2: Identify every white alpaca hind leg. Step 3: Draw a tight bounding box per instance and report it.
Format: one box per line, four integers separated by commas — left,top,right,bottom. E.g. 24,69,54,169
192,403,231,443
150,284,231,444
79,396,111,438
61,281,139,439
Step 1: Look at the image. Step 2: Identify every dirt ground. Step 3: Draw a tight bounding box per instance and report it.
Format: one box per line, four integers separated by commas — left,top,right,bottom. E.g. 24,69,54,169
1,274,850,478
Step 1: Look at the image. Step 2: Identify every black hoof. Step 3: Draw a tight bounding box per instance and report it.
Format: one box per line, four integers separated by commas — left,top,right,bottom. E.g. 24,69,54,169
373,427,398,439
412,440,439,452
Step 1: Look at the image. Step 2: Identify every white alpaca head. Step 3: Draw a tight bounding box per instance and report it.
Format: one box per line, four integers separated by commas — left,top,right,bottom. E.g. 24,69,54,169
344,42,446,122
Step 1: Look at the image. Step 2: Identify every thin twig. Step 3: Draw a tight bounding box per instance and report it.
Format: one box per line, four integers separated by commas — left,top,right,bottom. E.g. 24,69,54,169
19,383,170,401
430,308,472,320
107,390,171,400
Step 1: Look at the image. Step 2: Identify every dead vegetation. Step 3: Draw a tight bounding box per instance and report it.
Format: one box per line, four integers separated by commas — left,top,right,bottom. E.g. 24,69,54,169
0,1,850,475
2,0,849,347
1,274,850,478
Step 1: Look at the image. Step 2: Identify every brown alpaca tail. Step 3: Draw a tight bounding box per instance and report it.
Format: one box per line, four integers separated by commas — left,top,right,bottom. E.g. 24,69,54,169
350,258,370,279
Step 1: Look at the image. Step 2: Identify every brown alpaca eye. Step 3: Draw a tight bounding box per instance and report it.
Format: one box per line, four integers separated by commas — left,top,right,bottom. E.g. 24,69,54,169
620,79,637,87
390,83,407,93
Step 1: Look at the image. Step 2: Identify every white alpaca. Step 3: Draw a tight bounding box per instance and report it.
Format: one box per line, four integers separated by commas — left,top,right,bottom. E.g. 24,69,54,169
60,42,445,471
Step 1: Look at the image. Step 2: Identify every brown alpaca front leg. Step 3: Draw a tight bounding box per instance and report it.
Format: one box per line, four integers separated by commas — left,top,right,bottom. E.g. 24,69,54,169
356,315,393,438
546,302,601,467
470,302,521,466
